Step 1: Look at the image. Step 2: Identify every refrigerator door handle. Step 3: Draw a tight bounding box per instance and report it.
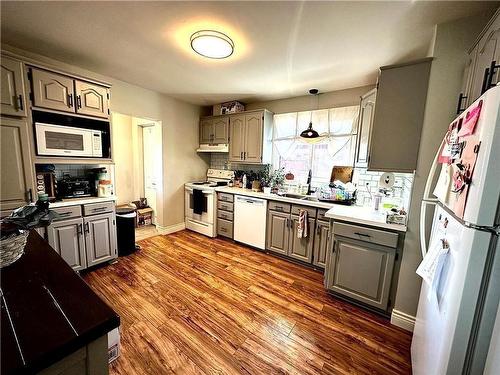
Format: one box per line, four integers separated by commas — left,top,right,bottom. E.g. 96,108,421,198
422,137,444,202
420,200,437,258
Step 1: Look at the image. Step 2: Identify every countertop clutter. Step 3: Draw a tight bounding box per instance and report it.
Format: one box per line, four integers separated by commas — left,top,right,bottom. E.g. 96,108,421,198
215,187,407,232
0,232,120,374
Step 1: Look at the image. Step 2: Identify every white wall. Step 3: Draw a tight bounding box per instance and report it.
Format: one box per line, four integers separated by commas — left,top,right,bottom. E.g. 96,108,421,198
2,44,209,228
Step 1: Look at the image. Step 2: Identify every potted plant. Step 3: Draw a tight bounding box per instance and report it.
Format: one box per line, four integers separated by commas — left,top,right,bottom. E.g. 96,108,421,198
259,164,273,194
270,167,286,193
0,195,59,268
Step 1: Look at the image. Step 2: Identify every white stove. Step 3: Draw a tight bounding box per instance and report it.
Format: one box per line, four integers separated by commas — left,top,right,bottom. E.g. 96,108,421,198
184,169,234,237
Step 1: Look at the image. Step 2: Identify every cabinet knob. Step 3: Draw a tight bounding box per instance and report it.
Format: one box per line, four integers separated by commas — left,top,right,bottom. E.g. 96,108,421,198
77,95,82,109
68,93,73,107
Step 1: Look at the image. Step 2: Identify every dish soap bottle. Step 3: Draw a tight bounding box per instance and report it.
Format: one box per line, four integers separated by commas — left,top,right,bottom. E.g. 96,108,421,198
242,174,247,189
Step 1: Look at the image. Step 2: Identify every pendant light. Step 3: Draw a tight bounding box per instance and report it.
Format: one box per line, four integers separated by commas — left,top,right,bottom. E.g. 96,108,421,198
300,89,323,143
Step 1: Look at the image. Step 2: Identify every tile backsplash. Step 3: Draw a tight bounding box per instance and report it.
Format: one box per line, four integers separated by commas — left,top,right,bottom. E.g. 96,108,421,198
209,153,414,209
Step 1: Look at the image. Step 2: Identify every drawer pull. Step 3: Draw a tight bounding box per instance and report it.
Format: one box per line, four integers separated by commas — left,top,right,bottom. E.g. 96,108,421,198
354,232,371,237
220,227,227,232
59,212,71,217
93,207,106,212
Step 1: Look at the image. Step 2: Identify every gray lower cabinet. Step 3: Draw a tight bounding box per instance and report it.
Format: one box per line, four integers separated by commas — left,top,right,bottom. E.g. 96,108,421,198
47,217,86,271
325,222,398,311
266,210,290,255
84,212,116,267
313,220,330,268
288,215,315,263
217,192,234,239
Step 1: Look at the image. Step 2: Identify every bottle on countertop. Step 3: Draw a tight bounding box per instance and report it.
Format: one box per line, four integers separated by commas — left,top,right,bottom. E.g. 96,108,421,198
242,174,247,189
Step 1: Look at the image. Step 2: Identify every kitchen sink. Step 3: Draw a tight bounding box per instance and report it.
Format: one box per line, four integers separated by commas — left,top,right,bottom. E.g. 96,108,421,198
301,196,319,202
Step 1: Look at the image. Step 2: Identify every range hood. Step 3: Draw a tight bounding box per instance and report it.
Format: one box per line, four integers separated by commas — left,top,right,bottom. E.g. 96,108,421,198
196,143,229,153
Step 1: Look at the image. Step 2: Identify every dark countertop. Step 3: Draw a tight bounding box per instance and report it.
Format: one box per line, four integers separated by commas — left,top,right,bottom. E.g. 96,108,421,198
1,231,120,374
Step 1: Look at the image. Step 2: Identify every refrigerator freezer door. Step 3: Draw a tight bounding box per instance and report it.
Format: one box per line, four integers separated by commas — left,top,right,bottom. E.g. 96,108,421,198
433,86,500,226
412,205,493,375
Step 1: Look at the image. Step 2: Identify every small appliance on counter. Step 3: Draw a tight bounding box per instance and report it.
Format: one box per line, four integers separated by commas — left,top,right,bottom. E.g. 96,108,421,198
56,177,93,199
35,164,57,202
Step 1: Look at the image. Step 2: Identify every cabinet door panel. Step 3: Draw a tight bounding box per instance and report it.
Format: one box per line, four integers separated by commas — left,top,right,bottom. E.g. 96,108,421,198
85,212,116,267
327,237,395,310
200,118,213,144
266,211,289,255
213,117,229,144
288,216,315,263
1,57,27,116
355,89,376,167
31,68,75,113
75,81,109,118
229,114,245,162
47,218,86,271
313,221,330,268
0,117,34,212
244,112,263,163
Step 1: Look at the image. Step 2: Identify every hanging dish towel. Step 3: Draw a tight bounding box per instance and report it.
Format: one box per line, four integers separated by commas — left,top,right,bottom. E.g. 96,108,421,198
297,209,308,238
193,189,204,215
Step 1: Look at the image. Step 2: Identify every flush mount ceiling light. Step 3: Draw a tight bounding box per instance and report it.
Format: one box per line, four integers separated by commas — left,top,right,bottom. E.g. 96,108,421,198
190,30,234,59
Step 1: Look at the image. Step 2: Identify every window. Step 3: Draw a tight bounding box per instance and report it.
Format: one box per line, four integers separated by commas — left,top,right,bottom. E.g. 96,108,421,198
272,106,359,186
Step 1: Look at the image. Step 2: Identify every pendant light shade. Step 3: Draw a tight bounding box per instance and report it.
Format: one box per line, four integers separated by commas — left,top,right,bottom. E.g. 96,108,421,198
300,121,320,138
300,89,322,142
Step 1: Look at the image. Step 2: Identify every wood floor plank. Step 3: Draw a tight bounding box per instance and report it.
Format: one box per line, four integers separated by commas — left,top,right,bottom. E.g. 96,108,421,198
83,230,412,375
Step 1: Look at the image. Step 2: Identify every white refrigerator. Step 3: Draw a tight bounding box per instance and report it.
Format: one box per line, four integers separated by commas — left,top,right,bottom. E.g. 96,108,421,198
412,86,500,375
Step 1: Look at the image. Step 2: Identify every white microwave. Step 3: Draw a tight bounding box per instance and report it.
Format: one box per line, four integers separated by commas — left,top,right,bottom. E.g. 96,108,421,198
35,122,103,157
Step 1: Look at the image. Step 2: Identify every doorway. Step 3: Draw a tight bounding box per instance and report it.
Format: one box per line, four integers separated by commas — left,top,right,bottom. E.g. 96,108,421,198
140,121,162,225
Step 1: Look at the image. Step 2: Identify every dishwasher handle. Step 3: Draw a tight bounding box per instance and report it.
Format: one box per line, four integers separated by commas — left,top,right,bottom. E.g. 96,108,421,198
235,196,265,206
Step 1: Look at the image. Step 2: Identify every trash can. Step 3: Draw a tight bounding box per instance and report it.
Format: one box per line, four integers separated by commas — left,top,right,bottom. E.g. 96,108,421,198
116,207,137,256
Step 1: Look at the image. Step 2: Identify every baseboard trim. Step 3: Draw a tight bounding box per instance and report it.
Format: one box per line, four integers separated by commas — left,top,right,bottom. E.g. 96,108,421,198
156,222,185,235
391,309,415,332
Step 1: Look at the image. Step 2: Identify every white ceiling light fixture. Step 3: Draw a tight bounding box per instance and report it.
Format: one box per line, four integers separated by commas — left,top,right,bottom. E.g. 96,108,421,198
190,30,234,59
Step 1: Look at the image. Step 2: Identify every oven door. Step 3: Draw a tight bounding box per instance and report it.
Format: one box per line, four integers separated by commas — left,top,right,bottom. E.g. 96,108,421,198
185,187,214,224
35,122,94,157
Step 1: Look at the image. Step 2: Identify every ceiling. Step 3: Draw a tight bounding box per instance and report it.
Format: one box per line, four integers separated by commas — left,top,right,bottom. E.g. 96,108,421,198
1,1,498,105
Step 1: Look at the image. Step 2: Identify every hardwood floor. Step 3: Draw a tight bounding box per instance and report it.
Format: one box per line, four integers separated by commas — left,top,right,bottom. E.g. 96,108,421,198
83,230,412,375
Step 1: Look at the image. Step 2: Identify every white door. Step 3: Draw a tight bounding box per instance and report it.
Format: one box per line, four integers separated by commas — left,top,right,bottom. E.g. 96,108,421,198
142,124,161,224
412,205,493,375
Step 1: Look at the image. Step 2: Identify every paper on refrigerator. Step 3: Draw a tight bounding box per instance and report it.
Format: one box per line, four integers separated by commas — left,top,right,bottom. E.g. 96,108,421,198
417,238,450,298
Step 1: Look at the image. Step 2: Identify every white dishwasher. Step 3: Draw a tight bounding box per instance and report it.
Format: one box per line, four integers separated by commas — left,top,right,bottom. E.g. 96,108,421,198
234,195,267,249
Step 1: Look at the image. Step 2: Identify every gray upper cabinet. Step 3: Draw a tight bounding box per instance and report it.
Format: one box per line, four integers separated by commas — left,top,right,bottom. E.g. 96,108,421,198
0,117,34,215
199,116,229,145
466,11,500,106
1,56,27,117
326,236,396,311
288,216,315,263
228,110,272,164
75,80,109,118
229,114,245,161
200,118,213,144
313,220,330,268
368,58,432,172
84,212,116,267
213,117,229,144
266,210,289,255
31,68,75,113
47,217,86,271
354,88,376,167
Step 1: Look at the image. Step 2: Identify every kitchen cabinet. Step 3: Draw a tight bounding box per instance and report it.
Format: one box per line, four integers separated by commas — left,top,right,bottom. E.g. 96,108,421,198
313,220,330,268
1,56,27,117
288,215,315,263
47,217,86,271
229,114,245,160
217,192,234,239
31,68,75,113
325,222,399,311
354,88,376,167
228,110,273,164
29,67,111,119
0,117,34,214
368,58,432,172
200,116,229,145
84,212,116,267
266,210,290,255
266,202,317,263
75,80,109,118
462,11,500,107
